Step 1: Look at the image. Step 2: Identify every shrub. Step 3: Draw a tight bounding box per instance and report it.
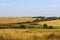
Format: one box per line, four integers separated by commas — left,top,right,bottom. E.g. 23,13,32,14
19,24,26,29
17,22,21,24
48,26,53,29
43,24,48,29
25,21,31,23
33,18,39,22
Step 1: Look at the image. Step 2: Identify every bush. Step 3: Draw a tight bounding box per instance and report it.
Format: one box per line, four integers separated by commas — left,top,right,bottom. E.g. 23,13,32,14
48,26,53,29
19,24,26,29
17,22,22,24
43,24,48,29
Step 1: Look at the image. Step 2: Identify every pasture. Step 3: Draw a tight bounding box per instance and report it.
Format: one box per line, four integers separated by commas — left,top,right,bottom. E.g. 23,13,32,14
38,20,60,26
0,17,60,40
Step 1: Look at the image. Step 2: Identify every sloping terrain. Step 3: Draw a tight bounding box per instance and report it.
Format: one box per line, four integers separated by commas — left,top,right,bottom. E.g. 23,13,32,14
0,17,36,24
38,20,60,26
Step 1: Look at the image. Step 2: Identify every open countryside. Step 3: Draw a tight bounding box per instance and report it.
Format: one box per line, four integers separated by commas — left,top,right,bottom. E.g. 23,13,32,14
0,0,60,40
0,17,60,40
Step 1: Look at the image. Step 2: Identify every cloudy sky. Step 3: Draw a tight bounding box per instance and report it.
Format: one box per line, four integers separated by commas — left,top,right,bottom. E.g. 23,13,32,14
0,0,60,17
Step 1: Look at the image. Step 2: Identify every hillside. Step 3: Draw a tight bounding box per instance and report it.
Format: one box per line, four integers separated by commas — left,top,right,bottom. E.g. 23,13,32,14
0,17,36,24
38,20,60,26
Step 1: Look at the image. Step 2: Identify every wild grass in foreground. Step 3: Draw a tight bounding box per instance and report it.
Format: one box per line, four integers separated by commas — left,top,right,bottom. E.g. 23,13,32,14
0,29,60,40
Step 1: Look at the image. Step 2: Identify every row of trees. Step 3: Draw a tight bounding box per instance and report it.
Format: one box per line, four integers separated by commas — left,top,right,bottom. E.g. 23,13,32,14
33,16,60,22
0,24,53,29
43,24,53,29
32,16,60,19
19,24,53,29
17,24,53,29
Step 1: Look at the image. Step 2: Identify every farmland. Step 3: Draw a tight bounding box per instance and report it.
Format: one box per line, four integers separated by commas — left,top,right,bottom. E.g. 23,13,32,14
0,17,36,24
38,20,60,26
0,17,60,40
0,29,60,40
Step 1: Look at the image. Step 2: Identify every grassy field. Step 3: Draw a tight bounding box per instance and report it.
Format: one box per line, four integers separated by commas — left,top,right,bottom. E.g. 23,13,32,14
0,29,60,40
0,18,60,40
38,20,60,26
0,17,36,24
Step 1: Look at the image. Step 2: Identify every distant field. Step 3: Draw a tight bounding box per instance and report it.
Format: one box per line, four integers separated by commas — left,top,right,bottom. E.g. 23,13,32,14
38,20,60,26
0,17,36,24
0,29,60,40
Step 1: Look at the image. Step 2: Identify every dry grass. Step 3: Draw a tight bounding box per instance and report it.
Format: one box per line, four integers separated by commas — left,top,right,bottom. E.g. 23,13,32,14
0,29,60,40
0,17,36,24
38,20,60,26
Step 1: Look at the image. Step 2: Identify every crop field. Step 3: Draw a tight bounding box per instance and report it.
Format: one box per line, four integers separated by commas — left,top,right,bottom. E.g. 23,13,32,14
38,20,60,26
0,0,60,40
0,29,60,40
0,17,36,24
0,18,60,40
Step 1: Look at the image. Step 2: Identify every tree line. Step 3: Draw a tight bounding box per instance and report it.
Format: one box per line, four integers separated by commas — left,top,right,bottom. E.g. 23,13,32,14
0,23,53,29
32,16,60,22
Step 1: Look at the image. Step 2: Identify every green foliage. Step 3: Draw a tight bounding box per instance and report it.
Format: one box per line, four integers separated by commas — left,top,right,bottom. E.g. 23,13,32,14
43,24,54,29
43,24,48,29
19,24,26,29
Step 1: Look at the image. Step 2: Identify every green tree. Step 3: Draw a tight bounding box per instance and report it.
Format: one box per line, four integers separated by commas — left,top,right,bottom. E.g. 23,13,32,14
43,24,48,29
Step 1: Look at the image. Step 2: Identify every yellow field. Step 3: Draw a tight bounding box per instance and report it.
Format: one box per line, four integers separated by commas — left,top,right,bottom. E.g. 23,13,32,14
0,18,60,40
38,20,60,26
0,29,60,40
0,17,36,24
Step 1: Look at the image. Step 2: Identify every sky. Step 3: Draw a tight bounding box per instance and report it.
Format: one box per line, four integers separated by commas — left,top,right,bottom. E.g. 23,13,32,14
0,0,60,17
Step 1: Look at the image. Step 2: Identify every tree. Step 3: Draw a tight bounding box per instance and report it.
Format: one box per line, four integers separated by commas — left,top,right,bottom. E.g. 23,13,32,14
43,24,48,29
19,24,26,29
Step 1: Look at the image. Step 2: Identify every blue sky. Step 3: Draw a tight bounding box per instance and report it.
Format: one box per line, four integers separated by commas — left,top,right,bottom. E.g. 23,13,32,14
0,0,60,17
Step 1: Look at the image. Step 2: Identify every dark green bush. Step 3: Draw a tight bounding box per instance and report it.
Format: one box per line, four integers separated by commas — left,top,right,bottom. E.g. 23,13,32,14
19,24,26,29
43,24,48,29
48,26,53,29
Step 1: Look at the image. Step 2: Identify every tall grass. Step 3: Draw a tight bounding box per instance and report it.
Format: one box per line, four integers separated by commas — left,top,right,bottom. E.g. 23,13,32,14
0,29,60,40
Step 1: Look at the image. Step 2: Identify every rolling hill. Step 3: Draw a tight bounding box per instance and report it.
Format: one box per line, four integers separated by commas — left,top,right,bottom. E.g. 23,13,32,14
0,17,36,24
38,20,60,26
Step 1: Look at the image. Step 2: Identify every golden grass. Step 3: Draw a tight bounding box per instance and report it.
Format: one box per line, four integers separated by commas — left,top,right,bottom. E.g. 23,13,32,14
0,29,60,40
38,20,60,26
0,17,36,24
